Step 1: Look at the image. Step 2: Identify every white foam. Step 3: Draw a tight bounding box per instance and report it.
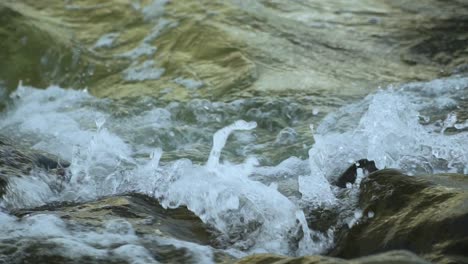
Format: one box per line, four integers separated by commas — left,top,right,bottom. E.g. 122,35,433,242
1,171,59,209
119,43,157,59
3,85,104,159
156,237,215,264
117,2,175,60
173,77,204,90
93,33,120,49
127,121,331,255
64,127,133,200
1,85,134,204
122,60,165,81
143,19,175,43
141,0,169,21
300,76,468,194
0,76,466,259
400,76,468,96
0,212,158,263
3,99,323,255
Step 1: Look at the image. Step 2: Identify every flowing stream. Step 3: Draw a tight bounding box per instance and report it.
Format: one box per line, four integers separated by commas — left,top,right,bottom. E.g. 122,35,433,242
1,0,468,262
0,76,466,262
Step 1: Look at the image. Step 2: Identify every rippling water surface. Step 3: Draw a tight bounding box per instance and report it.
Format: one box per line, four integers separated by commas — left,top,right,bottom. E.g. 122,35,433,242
0,76,466,261
1,0,468,262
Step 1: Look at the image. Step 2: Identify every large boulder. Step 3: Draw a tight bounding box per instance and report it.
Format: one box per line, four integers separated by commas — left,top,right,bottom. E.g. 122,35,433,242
331,169,468,264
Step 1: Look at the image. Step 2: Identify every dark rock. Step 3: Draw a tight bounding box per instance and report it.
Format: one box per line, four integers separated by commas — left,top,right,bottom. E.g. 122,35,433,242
4,193,235,264
331,169,468,264
14,193,213,245
0,135,70,197
335,159,378,188
235,250,430,264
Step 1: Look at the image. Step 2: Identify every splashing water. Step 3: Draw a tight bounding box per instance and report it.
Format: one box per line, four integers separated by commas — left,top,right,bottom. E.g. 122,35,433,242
302,78,468,183
132,120,328,255
0,76,467,260
206,120,257,169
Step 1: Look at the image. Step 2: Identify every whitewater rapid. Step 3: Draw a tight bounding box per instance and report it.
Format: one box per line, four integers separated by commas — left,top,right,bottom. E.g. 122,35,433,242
0,76,467,261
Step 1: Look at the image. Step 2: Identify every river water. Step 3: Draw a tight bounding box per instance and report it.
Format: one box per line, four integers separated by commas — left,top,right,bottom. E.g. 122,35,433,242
0,76,467,262
0,0,468,263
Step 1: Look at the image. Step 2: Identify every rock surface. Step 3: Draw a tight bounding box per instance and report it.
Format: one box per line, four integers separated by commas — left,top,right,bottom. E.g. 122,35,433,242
235,250,430,264
1,0,467,263
13,193,213,245
0,135,69,198
4,193,235,264
331,169,468,264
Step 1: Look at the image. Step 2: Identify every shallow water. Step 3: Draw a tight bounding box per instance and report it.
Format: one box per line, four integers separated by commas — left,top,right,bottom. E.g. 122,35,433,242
1,0,468,262
0,76,466,261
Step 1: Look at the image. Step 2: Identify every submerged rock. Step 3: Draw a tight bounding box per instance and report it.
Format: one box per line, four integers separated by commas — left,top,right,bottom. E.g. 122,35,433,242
331,169,468,264
13,193,213,245
5,193,234,264
235,250,429,264
0,135,69,198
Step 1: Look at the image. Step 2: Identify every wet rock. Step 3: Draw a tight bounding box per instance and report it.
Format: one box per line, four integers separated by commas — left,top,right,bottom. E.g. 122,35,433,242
0,135,69,197
5,193,235,264
335,159,378,188
331,169,468,264
302,160,378,245
235,250,430,264
13,193,213,245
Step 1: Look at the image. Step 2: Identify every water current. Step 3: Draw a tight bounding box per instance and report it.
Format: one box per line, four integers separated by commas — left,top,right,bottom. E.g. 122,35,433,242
0,76,466,262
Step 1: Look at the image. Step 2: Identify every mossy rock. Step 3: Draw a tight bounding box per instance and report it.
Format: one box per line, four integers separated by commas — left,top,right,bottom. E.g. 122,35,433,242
6,193,235,264
13,193,213,246
331,169,468,264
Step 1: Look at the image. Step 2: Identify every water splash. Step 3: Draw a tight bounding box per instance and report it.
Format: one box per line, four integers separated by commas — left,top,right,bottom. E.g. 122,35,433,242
140,120,328,255
0,76,466,259
0,212,159,263
206,120,257,169
300,77,468,187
